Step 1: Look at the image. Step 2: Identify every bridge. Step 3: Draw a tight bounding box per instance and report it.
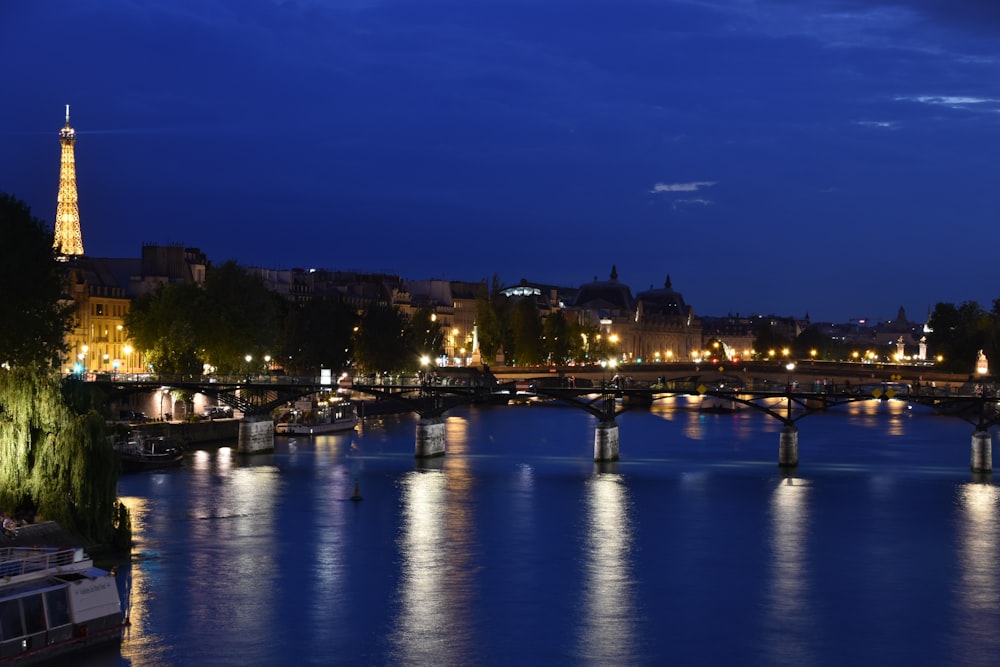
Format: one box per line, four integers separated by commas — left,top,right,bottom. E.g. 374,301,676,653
86,369,999,472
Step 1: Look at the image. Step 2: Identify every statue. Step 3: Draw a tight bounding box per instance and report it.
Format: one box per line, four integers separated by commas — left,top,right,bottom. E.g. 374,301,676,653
977,350,989,375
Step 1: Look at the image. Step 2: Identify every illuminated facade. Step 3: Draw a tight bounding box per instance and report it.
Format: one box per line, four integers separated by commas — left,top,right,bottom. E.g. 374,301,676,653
64,258,133,375
53,105,85,257
568,267,702,364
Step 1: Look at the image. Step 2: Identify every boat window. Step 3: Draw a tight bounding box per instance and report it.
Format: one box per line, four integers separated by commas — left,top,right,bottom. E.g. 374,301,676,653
0,599,24,640
22,595,44,634
44,589,70,628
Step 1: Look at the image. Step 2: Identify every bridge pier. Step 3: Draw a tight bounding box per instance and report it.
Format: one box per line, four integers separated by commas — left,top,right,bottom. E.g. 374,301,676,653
971,429,992,473
778,424,798,468
594,421,620,462
237,416,274,454
415,416,446,458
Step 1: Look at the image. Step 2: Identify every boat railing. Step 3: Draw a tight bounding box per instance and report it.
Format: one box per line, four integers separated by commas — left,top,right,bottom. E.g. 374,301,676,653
0,547,83,578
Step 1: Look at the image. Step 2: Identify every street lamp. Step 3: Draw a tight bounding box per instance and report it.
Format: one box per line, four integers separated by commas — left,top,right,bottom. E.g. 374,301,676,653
160,386,170,421
786,362,796,391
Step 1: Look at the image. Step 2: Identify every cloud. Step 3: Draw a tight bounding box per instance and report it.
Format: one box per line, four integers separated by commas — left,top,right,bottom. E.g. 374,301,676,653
895,95,1000,112
855,120,897,129
672,198,714,209
650,181,717,194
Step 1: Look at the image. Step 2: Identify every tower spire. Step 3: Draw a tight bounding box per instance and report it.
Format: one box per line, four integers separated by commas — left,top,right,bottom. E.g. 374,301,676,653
53,104,84,257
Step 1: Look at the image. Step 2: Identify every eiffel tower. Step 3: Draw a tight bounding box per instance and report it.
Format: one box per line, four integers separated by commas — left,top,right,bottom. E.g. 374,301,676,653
53,104,84,257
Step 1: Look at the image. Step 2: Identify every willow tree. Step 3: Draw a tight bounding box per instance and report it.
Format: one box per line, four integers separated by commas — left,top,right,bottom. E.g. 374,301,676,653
0,365,127,547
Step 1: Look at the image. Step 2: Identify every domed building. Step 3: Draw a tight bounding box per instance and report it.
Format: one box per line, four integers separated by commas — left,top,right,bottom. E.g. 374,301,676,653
569,267,702,364
633,275,702,362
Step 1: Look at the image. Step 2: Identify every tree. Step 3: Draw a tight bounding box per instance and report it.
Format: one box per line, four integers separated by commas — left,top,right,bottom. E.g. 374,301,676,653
200,261,284,373
927,301,997,373
475,279,502,366
542,310,571,365
125,283,206,374
409,307,444,360
510,297,543,365
0,364,128,548
752,318,792,359
0,193,73,366
354,303,410,373
280,295,356,374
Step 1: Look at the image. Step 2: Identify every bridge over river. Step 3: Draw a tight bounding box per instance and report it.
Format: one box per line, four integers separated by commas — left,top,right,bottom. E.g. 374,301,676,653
88,362,999,472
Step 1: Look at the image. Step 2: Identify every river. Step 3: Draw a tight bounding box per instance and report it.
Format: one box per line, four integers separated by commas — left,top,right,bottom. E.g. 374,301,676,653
85,398,1000,666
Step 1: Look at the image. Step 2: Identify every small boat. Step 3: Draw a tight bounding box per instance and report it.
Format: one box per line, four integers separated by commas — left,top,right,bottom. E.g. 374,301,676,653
275,398,358,435
0,545,127,664
115,435,184,472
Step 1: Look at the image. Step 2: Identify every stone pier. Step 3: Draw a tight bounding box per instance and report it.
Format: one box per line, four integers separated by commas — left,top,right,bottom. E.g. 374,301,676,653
415,416,446,458
778,424,798,468
971,429,992,473
594,421,620,462
237,416,274,454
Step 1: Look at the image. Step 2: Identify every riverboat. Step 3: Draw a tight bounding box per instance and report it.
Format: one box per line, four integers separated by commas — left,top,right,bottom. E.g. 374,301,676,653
0,546,127,664
275,398,358,435
115,435,184,472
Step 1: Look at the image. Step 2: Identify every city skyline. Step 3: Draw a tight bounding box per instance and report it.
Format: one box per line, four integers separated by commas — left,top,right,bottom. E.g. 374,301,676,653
3,1,1000,323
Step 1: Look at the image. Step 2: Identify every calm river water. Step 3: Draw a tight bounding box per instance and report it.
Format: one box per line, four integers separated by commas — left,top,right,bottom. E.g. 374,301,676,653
87,398,1000,666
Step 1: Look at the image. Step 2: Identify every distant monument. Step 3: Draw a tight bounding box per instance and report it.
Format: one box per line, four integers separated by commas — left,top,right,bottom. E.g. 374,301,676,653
977,349,989,375
53,105,84,257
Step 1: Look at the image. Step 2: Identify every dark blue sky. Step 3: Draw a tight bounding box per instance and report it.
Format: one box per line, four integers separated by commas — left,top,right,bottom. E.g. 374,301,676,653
3,0,1000,323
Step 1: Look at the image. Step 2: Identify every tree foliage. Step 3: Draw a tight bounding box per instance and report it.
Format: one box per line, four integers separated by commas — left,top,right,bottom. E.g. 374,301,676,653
125,262,285,375
927,301,998,373
475,279,503,365
542,310,571,365
200,262,285,373
510,297,543,365
409,307,444,359
125,283,205,374
0,365,128,547
353,303,411,373
0,193,73,367
280,295,356,374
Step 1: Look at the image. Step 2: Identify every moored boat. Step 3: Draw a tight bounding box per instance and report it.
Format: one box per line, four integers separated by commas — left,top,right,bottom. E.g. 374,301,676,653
275,398,358,435
115,435,184,472
0,546,127,664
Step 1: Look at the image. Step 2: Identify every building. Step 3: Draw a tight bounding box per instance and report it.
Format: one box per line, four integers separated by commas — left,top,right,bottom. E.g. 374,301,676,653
567,266,702,364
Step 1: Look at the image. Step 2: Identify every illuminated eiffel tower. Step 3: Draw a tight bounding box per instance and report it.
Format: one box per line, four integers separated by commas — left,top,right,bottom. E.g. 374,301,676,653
53,104,84,257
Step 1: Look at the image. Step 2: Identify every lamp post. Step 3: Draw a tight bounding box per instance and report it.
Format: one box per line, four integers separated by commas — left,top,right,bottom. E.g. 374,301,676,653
785,362,796,422
160,386,170,421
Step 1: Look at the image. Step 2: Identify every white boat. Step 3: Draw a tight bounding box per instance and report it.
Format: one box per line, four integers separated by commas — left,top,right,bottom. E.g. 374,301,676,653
275,398,358,435
0,545,126,664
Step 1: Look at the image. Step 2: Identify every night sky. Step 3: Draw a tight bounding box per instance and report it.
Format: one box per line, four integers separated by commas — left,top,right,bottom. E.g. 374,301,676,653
3,1,1000,323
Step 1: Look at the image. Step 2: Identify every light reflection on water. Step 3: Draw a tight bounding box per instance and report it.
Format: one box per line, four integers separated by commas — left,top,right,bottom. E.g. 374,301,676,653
102,406,1000,666
764,475,815,665
952,482,1000,664
576,472,637,665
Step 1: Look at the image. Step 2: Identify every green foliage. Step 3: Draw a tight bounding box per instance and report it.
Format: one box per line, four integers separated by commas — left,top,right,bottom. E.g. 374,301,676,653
353,303,410,372
125,262,285,375
475,279,502,365
510,297,543,365
542,310,571,365
927,301,998,373
752,319,792,358
0,366,128,548
125,283,206,374
280,296,356,374
410,307,444,359
0,193,73,367
200,262,284,373
793,325,848,360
